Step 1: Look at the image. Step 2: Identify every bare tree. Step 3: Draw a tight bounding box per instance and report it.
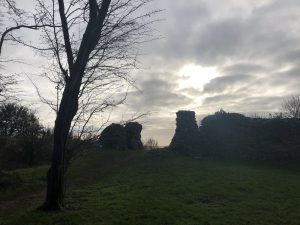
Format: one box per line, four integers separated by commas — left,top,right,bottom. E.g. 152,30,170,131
0,72,16,103
282,95,300,118
39,0,157,211
1,0,158,210
0,0,22,102
144,138,158,150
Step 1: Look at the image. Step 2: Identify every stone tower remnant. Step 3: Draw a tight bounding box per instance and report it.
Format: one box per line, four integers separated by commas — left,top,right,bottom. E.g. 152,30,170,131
170,111,199,154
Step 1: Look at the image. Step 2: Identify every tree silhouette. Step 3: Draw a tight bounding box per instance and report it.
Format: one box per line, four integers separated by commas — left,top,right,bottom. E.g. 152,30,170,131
0,0,157,210
282,95,300,118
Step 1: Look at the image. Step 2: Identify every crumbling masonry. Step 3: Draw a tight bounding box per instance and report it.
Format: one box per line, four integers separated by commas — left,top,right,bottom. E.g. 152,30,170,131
169,111,199,154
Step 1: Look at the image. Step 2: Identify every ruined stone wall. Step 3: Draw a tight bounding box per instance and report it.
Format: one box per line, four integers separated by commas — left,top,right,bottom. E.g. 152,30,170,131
169,109,300,160
125,122,143,150
169,111,199,154
99,123,127,150
99,122,143,150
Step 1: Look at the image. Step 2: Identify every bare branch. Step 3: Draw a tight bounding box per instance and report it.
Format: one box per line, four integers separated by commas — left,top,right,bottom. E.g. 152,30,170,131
0,24,58,55
57,0,74,70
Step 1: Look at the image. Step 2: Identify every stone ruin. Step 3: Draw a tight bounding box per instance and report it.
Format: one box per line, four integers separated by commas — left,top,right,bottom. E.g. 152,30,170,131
169,109,300,160
99,123,127,150
169,111,199,154
99,122,143,150
125,122,143,150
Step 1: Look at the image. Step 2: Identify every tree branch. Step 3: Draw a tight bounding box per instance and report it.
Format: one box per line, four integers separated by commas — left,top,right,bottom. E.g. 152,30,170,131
0,24,57,55
57,0,74,71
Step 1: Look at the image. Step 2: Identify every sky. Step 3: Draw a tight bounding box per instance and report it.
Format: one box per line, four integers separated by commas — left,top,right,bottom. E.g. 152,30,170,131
3,0,300,146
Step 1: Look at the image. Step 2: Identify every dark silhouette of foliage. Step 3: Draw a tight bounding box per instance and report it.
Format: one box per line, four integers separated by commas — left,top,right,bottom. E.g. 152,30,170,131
0,103,53,168
0,103,41,137
198,110,300,161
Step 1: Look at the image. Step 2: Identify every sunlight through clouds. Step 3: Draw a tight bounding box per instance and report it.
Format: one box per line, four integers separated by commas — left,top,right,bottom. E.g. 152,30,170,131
178,64,220,91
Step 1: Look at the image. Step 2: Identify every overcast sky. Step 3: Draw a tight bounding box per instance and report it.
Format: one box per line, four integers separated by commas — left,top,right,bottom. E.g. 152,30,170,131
3,0,300,146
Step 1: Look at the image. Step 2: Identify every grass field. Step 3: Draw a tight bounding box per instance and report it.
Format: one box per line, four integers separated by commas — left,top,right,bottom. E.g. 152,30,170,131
1,149,300,225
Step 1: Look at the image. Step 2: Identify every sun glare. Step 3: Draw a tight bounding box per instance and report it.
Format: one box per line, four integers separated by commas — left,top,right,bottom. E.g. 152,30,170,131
179,64,220,91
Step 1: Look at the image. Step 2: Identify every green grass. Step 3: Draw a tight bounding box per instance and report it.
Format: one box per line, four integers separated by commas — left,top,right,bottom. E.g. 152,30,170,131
1,149,300,225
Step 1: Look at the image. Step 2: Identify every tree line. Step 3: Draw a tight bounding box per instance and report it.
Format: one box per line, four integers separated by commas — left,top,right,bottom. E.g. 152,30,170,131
0,103,52,168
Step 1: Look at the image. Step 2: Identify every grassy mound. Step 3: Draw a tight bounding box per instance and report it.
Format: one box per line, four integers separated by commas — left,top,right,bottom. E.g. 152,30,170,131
1,150,300,225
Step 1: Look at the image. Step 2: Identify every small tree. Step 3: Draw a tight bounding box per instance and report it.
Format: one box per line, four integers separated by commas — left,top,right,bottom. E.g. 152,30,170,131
0,73,16,103
0,0,22,102
282,95,300,118
144,138,158,151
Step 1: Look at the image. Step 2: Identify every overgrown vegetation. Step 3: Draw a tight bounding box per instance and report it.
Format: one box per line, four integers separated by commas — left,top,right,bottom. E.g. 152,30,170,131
198,109,300,161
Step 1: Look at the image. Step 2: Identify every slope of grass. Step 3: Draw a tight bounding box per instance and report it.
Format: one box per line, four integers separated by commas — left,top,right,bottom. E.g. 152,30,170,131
1,149,300,225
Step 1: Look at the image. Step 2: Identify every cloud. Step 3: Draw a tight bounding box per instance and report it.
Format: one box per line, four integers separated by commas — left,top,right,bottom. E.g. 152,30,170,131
178,87,201,97
220,63,267,74
203,74,254,94
126,72,193,111
150,0,300,69
203,94,285,114
203,93,247,105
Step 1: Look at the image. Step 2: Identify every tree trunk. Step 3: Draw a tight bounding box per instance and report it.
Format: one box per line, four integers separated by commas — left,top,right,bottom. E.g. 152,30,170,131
40,0,112,210
41,81,80,210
